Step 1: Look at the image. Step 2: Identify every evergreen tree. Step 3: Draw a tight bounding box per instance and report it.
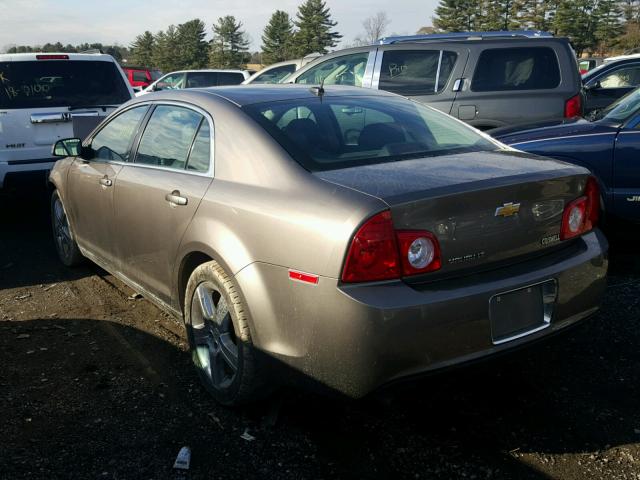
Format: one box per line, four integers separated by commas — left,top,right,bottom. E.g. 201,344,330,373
209,16,250,69
433,0,481,31
261,10,294,64
130,31,155,67
292,0,342,55
177,19,209,69
594,0,624,52
153,26,181,72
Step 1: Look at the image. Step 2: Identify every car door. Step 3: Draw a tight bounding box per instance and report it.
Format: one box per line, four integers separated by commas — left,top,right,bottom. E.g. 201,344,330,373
112,103,213,305
613,113,640,221
66,105,149,266
585,63,640,114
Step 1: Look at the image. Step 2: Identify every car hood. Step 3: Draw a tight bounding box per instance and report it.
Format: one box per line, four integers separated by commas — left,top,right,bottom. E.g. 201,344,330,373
314,150,584,204
492,119,619,145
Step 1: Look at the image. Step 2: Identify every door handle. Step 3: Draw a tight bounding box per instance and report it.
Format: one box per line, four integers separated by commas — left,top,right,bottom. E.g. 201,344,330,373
99,176,112,187
165,190,188,206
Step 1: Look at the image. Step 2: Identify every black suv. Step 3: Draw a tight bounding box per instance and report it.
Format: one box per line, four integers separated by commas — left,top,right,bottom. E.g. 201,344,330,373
285,31,583,130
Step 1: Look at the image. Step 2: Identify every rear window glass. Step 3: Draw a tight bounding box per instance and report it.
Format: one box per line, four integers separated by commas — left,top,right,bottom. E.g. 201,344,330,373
217,72,245,85
379,50,457,95
0,60,130,109
243,96,498,172
471,47,560,91
133,71,148,82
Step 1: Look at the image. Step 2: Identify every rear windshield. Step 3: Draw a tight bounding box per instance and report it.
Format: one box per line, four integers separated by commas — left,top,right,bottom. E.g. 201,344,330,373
243,95,499,172
471,47,561,91
0,60,131,109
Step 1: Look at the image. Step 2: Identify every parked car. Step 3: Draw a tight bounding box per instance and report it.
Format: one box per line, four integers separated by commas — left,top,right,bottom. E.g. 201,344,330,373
582,57,640,115
136,69,250,96
492,87,640,224
578,57,604,74
283,30,584,130
242,54,323,84
49,85,608,405
122,66,162,89
0,52,133,189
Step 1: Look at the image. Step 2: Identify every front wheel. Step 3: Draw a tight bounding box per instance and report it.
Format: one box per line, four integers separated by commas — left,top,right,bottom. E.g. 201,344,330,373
51,190,83,267
184,260,264,405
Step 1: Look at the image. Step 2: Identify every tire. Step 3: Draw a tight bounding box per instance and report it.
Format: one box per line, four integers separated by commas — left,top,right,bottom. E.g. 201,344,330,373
51,190,83,267
184,260,264,405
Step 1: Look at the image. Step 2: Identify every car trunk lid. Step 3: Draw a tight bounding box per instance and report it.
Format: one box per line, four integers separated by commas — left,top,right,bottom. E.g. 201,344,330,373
315,150,590,277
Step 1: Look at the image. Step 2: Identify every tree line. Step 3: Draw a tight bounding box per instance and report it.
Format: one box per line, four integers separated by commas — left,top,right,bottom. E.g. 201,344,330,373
129,0,341,71
433,0,640,55
5,42,129,62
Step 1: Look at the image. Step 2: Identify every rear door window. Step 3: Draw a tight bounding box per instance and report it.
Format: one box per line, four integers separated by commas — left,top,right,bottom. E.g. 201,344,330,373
379,50,457,95
91,106,148,162
471,47,560,91
186,72,218,88
295,53,370,87
186,121,211,173
217,72,246,85
135,105,203,170
0,60,131,109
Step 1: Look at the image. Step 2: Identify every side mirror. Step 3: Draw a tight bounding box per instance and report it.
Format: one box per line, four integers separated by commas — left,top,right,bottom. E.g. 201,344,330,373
52,138,83,157
585,80,602,91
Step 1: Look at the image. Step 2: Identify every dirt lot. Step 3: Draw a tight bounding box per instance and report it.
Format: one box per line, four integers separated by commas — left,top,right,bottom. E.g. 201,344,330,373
1,185,640,480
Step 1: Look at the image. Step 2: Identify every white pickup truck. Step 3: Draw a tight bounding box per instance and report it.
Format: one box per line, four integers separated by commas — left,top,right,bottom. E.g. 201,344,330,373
0,52,133,188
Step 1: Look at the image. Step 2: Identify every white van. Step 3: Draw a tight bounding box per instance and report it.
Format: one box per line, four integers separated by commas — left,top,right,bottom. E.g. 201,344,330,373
0,52,133,188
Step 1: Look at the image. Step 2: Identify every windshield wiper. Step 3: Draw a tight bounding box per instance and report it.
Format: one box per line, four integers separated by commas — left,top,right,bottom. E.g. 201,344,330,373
68,104,119,111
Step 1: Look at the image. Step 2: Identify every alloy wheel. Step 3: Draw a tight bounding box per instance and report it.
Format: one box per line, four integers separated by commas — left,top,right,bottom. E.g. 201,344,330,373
190,282,239,390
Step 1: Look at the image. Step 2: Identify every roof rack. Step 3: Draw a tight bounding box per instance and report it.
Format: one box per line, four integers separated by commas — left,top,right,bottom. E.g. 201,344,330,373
378,30,553,45
79,49,103,54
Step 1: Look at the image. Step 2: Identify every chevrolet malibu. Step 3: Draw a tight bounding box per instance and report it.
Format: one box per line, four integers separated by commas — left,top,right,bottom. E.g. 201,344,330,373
48,85,608,405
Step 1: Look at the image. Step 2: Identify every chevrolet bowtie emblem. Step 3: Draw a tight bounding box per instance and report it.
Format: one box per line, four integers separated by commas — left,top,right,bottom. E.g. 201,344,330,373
495,202,521,217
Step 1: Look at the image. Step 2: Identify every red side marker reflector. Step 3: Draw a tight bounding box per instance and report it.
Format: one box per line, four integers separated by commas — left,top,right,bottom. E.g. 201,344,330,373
289,270,319,285
36,54,69,60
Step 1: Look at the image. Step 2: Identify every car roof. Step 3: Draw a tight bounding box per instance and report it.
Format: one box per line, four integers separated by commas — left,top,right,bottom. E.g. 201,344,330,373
145,84,399,107
0,52,118,62
162,69,249,74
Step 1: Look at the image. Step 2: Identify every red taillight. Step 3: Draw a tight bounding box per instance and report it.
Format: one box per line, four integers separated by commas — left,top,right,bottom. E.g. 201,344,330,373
564,94,582,118
341,211,400,283
341,211,442,283
36,54,69,60
560,176,600,240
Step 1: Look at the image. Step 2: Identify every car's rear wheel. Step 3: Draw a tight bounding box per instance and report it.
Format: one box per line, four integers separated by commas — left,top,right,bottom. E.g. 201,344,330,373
51,190,83,267
184,261,263,405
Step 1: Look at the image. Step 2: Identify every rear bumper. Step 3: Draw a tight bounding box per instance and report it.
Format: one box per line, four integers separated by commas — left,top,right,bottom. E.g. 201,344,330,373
235,230,608,398
0,159,55,188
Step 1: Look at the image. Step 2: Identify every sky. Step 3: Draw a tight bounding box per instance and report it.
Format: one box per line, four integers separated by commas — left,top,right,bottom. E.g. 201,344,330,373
0,0,438,52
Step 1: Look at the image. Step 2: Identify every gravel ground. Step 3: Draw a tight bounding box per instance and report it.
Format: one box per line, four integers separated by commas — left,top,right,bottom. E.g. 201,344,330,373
1,185,640,480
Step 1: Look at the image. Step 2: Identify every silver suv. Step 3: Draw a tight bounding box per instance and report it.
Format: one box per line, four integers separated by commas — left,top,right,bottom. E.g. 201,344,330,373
284,31,584,130
0,52,133,189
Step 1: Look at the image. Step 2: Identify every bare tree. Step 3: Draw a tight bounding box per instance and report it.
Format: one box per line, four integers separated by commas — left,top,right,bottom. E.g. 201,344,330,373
362,11,390,44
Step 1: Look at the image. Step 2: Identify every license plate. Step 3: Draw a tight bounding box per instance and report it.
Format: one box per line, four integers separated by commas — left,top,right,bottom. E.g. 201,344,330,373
490,280,557,344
